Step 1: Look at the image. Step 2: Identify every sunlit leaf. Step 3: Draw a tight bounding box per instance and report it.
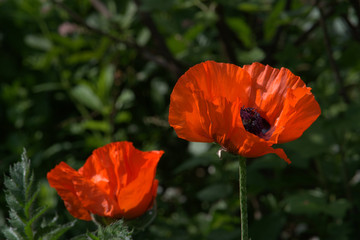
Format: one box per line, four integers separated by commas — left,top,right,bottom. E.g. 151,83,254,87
71,84,103,112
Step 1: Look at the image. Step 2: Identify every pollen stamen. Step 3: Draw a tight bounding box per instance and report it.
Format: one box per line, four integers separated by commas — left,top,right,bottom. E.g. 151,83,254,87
240,107,270,139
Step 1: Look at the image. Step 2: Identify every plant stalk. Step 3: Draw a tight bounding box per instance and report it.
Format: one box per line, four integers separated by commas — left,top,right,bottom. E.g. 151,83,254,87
239,157,248,240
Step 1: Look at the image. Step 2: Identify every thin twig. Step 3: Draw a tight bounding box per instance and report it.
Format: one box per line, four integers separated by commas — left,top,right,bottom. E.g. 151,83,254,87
109,68,124,141
341,14,360,42
133,0,185,77
318,2,350,103
90,0,112,19
263,0,292,65
50,0,183,78
294,7,335,46
215,4,239,65
294,21,320,46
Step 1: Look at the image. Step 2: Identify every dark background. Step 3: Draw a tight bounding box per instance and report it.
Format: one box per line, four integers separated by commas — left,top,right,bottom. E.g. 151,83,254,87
1,0,360,239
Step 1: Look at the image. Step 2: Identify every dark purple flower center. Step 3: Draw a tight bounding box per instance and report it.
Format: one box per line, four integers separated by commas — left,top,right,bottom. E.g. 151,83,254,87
240,107,270,138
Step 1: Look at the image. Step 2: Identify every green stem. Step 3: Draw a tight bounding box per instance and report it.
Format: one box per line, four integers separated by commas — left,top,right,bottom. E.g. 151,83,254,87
239,157,248,240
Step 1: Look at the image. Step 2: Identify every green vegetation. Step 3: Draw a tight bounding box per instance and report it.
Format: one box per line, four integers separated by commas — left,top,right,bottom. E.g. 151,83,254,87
1,0,360,239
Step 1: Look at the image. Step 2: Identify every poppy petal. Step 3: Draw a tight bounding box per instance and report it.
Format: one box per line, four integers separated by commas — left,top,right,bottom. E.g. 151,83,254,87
204,99,291,163
169,61,251,142
117,150,163,219
78,142,125,200
78,142,163,218
47,162,91,221
169,61,319,163
235,137,290,163
48,142,163,220
243,62,320,144
169,85,215,142
243,62,305,125
72,174,120,217
180,61,252,102
276,87,321,143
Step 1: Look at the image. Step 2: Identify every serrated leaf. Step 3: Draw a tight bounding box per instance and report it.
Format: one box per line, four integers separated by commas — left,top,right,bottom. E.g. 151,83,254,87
3,150,72,240
8,209,26,230
35,220,76,240
2,227,23,240
26,206,48,228
5,190,23,213
86,232,99,240
96,219,133,240
24,189,40,219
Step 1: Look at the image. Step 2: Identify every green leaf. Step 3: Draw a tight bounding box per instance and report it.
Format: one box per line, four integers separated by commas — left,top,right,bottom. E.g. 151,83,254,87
174,153,217,174
282,190,326,215
90,219,133,240
24,34,52,51
196,184,232,202
226,17,254,48
26,206,48,230
237,2,270,12
97,64,114,101
120,1,137,29
136,28,151,47
324,199,351,219
184,23,205,41
238,47,265,63
71,84,104,112
86,232,99,240
208,228,240,240
140,0,175,11
249,212,286,240
166,35,187,55
115,89,135,109
3,150,34,239
34,220,76,240
125,205,157,231
83,120,111,133
264,0,286,41
115,111,132,124
2,227,23,240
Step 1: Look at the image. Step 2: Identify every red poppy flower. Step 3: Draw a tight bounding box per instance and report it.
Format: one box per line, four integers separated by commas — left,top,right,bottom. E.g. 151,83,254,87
47,141,164,221
169,61,321,163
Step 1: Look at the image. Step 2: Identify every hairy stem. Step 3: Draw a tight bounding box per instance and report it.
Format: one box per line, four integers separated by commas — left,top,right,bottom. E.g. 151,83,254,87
239,157,248,240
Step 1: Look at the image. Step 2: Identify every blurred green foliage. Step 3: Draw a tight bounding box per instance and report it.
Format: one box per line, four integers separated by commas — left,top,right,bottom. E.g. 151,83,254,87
1,0,360,239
